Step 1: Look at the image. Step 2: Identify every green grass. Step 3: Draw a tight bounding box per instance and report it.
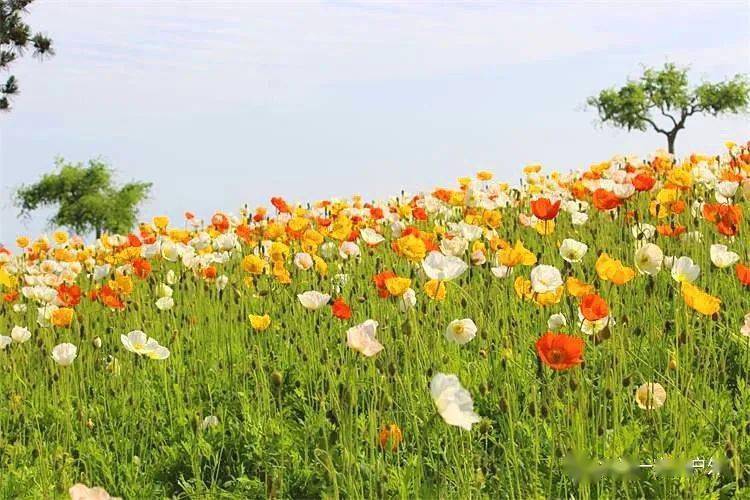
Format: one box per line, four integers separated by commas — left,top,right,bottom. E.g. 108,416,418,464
1,188,749,499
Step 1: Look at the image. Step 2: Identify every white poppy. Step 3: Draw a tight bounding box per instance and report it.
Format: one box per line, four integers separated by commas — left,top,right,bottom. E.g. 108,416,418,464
399,288,417,312
579,310,614,335
440,237,468,257
0,336,11,350
166,269,178,285
634,243,663,276
213,275,227,291
559,239,588,263
422,251,468,281
10,325,31,343
709,244,739,269
670,256,700,283
715,180,739,202
360,228,385,246
293,252,314,271
741,313,750,337
51,343,77,366
470,250,486,266
121,330,170,360
297,291,331,310
445,318,477,345
155,296,175,311
547,313,567,331
635,382,667,410
161,241,180,262
346,320,383,357
490,265,511,278
529,265,563,294
339,241,360,259
430,373,481,430
631,223,656,240
201,415,220,430
571,211,588,225
155,283,173,299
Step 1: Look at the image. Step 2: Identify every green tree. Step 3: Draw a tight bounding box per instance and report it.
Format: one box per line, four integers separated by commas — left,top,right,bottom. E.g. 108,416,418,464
1,0,54,111
587,63,750,154
15,158,152,238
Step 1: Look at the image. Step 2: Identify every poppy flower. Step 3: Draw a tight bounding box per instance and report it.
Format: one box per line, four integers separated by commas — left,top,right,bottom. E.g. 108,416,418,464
373,271,397,298
132,258,152,279
271,196,291,214
211,212,230,232
378,424,403,452
535,332,584,370
737,263,750,286
580,294,608,322
530,198,561,220
331,298,352,320
632,173,656,191
56,284,82,307
592,189,621,211
51,307,75,328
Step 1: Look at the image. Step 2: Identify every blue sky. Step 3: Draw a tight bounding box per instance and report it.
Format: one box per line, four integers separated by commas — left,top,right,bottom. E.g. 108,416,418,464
1,1,748,243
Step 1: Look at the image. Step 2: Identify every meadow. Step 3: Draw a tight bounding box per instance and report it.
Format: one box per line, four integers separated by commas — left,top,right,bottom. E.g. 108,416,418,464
0,143,749,499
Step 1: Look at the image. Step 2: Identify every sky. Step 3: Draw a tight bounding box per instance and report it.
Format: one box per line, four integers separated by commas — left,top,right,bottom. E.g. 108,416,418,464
1,0,749,243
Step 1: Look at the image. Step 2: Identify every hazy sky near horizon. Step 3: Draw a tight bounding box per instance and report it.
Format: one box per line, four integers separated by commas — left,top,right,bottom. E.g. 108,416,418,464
1,0,749,243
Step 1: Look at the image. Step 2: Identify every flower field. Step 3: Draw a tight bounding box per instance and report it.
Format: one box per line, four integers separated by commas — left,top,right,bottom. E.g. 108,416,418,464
1,143,750,499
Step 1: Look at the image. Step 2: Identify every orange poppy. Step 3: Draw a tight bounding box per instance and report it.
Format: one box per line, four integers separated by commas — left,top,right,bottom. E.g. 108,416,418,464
331,298,352,320
270,197,291,214
592,189,621,211
378,424,403,451
57,284,82,307
632,173,656,192
132,258,152,279
530,198,561,221
656,224,686,238
211,212,230,232
580,294,608,322
373,271,397,298
536,332,584,371
703,203,742,236
737,264,750,286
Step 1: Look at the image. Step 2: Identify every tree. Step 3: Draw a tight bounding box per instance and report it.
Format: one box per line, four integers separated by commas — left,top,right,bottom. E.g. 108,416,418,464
15,158,152,238
587,63,750,154
1,0,54,111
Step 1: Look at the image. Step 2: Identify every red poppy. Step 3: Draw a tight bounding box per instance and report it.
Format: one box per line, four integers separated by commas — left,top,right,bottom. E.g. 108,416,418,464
57,284,82,307
3,290,18,303
656,224,686,238
530,198,561,221
632,173,656,192
132,258,152,279
271,196,291,214
127,233,142,247
211,212,230,233
536,332,584,371
373,271,397,298
413,207,428,221
592,189,621,211
703,203,742,236
235,223,253,243
370,207,384,220
737,263,750,286
99,285,125,310
580,294,608,322
331,297,352,320
203,265,217,280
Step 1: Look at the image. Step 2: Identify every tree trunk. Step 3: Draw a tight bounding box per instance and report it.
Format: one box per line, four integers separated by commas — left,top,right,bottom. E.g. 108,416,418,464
667,133,676,155
95,227,102,239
